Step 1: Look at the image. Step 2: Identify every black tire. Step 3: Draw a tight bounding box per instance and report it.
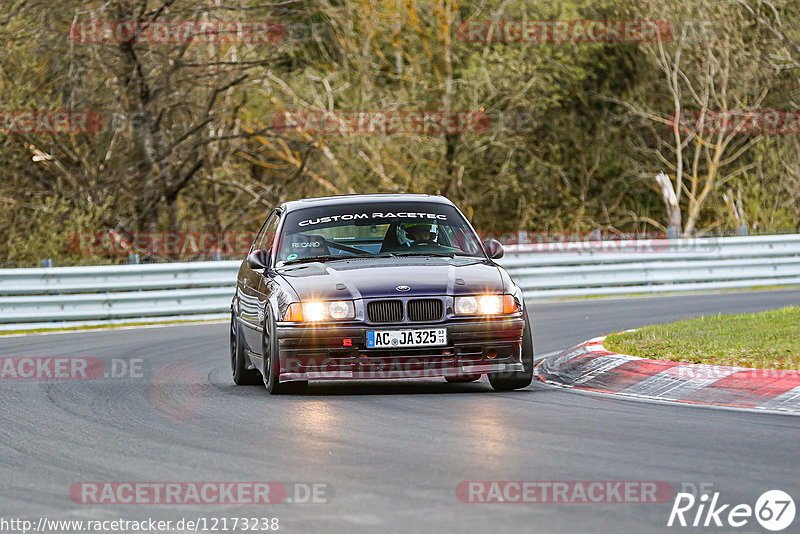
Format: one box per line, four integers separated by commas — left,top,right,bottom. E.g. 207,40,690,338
488,309,534,391
262,306,308,395
230,310,262,385
445,374,482,383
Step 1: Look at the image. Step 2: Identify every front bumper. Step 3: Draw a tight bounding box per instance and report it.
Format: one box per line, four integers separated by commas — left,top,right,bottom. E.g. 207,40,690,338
274,316,525,381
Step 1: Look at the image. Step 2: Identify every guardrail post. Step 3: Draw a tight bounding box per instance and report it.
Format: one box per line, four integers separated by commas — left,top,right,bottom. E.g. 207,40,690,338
129,253,140,264
41,258,52,268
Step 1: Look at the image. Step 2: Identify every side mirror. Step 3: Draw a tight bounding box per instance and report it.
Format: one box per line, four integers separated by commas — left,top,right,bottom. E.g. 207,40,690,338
247,249,270,270
483,239,504,259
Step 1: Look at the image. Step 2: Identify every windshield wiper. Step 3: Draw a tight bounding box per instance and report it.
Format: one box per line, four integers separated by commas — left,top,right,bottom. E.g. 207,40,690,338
279,255,352,265
391,252,456,258
280,251,466,265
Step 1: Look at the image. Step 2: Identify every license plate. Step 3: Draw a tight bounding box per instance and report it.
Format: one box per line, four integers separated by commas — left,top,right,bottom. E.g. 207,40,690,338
366,328,447,348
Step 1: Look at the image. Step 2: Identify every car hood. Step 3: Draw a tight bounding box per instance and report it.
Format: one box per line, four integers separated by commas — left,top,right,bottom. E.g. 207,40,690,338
276,256,504,300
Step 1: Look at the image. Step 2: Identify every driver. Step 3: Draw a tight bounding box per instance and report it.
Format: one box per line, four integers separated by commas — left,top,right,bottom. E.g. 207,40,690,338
397,222,439,246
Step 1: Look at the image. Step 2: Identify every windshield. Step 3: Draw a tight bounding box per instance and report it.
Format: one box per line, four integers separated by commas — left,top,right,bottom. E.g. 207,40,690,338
275,201,485,264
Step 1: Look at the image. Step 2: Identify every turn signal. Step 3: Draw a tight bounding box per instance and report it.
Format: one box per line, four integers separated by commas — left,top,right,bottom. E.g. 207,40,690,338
502,295,519,314
283,302,304,322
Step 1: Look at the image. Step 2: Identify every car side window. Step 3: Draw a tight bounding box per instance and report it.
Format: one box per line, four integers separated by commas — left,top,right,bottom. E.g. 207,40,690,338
250,217,271,253
257,210,281,251
250,211,277,252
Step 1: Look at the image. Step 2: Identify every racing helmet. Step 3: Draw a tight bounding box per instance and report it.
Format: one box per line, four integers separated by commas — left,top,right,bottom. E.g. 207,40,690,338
397,221,439,246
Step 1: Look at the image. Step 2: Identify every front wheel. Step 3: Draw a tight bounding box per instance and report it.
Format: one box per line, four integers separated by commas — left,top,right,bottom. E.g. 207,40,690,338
262,306,308,395
488,310,534,391
230,311,261,385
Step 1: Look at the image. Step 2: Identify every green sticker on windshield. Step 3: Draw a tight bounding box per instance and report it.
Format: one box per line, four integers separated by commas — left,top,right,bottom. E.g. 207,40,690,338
287,253,298,261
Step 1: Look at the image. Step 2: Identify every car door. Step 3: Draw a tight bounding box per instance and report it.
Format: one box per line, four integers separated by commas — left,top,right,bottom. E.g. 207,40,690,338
238,210,280,353
242,210,280,354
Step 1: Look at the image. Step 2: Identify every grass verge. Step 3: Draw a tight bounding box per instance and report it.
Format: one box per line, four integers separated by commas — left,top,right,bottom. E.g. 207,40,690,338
604,306,800,370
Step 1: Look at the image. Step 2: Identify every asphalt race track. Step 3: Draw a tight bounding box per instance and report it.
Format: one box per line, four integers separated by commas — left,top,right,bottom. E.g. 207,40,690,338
1,289,799,533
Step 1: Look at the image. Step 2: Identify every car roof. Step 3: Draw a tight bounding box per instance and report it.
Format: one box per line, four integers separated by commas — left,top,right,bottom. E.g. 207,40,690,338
281,194,453,212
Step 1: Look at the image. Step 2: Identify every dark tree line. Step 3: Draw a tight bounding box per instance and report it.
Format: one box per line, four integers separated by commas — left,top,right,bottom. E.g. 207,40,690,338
1,0,800,264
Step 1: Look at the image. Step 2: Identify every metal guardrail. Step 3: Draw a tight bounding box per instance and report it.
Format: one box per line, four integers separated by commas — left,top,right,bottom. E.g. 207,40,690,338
0,261,239,331
502,234,800,299
0,234,798,331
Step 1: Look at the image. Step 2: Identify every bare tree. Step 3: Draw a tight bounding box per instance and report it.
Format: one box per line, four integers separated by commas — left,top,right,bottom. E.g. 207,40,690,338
619,0,776,235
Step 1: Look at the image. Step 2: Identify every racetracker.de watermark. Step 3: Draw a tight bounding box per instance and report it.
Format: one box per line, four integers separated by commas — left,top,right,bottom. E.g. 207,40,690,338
0,111,103,134
281,355,511,380
67,231,256,257
457,481,674,503
273,110,491,135
670,365,800,379
69,20,285,44
672,110,800,135
0,357,143,380
456,20,673,43
478,231,670,253
69,482,331,504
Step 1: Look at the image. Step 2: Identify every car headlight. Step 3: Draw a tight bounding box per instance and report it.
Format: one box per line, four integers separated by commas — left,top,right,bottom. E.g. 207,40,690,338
454,296,479,315
283,300,356,322
454,295,519,316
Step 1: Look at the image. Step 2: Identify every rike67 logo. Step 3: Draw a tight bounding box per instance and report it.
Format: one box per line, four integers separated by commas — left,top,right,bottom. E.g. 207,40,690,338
668,489,795,531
